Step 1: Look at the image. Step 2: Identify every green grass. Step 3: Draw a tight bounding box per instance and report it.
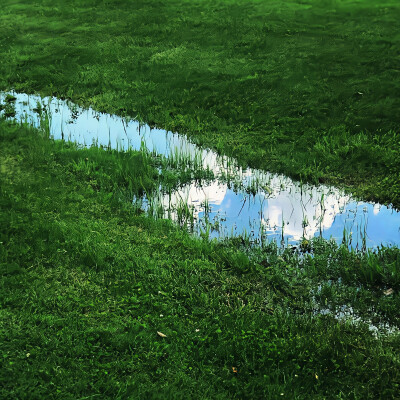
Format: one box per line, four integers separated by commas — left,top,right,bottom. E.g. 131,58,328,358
1,120,400,399
0,0,400,206
2,1,400,398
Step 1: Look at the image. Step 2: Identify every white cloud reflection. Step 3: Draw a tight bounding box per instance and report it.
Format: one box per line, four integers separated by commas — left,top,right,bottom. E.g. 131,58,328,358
2,91,399,248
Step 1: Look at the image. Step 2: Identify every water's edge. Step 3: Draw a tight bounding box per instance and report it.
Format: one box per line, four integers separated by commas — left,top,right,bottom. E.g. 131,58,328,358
1,91,399,249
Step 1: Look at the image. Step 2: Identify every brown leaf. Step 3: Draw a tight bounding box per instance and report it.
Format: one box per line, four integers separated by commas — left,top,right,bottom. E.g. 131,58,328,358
232,367,238,373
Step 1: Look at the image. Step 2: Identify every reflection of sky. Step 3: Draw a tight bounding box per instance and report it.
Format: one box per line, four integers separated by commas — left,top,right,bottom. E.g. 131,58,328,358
322,203,400,248
2,91,400,249
167,182,400,248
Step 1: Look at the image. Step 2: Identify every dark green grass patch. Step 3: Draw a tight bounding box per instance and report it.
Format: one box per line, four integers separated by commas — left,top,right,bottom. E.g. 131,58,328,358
1,120,400,398
1,0,400,206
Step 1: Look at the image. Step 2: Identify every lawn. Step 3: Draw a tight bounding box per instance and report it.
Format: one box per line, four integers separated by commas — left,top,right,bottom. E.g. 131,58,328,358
1,116,400,399
1,1,400,398
0,0,399,205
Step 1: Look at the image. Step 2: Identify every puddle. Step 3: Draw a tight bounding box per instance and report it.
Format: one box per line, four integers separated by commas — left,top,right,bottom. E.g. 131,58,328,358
317,304,399,337
313,282,399,336
1,91,400,249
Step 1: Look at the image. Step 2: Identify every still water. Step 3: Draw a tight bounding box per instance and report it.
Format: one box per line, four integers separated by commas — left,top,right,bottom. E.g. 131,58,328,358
1,91,399,249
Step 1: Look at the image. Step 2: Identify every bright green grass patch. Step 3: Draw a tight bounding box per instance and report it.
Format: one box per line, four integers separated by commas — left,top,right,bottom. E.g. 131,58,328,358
1,0,400,206
1,120,400,399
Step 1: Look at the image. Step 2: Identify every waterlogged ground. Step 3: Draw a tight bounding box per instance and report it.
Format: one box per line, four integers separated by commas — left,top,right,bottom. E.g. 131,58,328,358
1,91,400,249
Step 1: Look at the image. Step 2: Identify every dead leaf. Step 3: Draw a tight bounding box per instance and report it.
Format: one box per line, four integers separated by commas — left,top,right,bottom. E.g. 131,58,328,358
232,367,238,373
384,288,394,296
157,331,167,338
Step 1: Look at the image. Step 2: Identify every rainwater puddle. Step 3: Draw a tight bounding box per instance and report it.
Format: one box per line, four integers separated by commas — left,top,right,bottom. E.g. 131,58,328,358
318,305,399,337
313,282,399,336
2,91,400,249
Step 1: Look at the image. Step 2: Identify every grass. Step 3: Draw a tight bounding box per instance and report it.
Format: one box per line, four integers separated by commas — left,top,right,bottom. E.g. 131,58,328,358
0,0,400,206
1,0,400,398
1,119,400,399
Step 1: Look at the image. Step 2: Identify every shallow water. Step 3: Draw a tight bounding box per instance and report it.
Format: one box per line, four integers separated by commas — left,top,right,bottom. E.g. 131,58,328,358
1,91,400,249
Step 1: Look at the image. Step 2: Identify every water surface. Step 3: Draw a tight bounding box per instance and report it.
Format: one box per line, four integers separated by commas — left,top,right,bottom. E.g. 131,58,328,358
1,91,399,248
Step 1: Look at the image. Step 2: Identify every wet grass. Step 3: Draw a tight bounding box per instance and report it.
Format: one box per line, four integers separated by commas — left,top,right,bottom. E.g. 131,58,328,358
1,1,400,397
1,120,400,399
0,0,400,206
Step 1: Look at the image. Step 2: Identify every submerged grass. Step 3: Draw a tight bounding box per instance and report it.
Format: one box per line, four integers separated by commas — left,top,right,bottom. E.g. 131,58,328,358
1,120,400,398
0,0,400,206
